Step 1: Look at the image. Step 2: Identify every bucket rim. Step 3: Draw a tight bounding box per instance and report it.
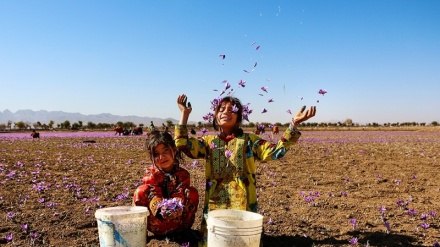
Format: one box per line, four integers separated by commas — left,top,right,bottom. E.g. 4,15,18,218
95,206,149,219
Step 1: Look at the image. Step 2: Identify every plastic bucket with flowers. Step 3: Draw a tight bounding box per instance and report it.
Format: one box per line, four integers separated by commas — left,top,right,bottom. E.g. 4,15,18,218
95,206,149,247
207,209,263,247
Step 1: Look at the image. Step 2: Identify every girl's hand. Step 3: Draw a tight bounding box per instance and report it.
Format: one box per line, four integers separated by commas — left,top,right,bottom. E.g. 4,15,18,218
177,94,192,115
293,105,316,126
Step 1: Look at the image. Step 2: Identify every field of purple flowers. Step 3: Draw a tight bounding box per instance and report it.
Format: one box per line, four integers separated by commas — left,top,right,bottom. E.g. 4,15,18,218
1,129,439,246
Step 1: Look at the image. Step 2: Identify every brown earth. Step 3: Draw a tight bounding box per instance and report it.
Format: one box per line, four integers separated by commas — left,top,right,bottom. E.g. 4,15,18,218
1,130,439,246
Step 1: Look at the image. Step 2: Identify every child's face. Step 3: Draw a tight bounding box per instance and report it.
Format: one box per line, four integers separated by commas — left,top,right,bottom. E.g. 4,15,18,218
216,101,238,129
153,143,175,172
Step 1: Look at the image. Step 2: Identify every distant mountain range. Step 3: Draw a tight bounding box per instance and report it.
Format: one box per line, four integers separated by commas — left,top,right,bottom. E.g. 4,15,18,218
0,109,178,126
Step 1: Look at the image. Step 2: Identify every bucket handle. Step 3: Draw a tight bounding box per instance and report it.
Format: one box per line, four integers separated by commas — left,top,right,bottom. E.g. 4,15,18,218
99,220,130,247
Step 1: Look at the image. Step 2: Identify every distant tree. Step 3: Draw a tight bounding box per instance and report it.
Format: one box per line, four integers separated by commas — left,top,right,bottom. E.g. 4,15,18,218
0,123,6,130
87,121,97,129
48,120,55,129
63,120,71,129
71,123,80,130
15,121,27,129
123,121,135,129
166,120,173,127
78,121,83,128
116,121,123,127
139,123,144,127
343,119,353,126
7,120,12,129
431,121,438,126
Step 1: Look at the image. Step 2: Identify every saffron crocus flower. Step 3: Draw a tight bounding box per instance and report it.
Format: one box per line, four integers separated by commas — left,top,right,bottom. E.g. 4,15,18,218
210,142,217,150
421,214,429,220
267,218,274,225
21,224,28,231
268,98,274,103
219,54,225,60
225,150,233,158
384,221,391,233
286,109,292,115
158,198,184,217
379,205,386,215
5,233,13,242
6,212,15,218
231,105,239,113
238,80,246,87
348,237,358,245
420,222,430,229
350,218,357,229
30,232,39,239
261,108,267,113
255,45,260,50
433,241,440,247
318,89,327,95
261,86,268,93
224,82,231,90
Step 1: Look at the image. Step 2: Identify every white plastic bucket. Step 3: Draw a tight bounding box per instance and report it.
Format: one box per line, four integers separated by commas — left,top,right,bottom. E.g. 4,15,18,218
95,206,149,247
207,209,263,247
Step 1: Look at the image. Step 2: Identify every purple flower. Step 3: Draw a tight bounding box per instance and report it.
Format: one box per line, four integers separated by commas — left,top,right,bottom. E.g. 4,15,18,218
429,211,437,218
384,221,391,233
231,105,239,112
348,237,358,245
5,233,13,242
225,150,233,158
420,213,429,220
210,142,217,150
420,222,430,229
158,198,184,217
433,242,440,247
379,205,386,215
6,212,15,219
350,218,357,229
30,232,39,239
267,218,274,225
406,208,417,216
261,108,267,113
238,80,246,87
21,224,28,231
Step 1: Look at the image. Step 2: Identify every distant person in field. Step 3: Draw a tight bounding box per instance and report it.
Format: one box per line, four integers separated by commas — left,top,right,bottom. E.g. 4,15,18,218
175,94,316,245
132,131,199,245
149,121,156,131
272,125,279,134
31,130,40,138
114,126,123,136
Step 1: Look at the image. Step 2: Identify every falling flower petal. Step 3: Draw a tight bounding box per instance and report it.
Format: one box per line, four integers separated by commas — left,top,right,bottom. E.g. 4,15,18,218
243,70,250,73
238,80,246,87
261,108,267,113
219,54,225,60
287,109,292,115
268,98,274,103
318,89,327,95
261,86,268,93
255,46,260,50
254,62,258,67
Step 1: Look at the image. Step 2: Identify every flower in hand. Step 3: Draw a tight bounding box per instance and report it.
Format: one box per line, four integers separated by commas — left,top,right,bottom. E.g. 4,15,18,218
157,198,184,219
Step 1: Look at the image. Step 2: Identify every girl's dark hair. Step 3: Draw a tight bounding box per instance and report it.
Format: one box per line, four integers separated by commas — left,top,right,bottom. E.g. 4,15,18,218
146,131,184,165
213,96,244,137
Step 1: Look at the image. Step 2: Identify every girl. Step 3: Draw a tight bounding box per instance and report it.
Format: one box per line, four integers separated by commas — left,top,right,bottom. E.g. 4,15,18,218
175,94,316,244
132,130,199,243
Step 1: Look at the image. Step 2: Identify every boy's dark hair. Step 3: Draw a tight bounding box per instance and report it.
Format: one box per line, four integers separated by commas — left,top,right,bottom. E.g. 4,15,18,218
146,131,184,165
213,96,244,137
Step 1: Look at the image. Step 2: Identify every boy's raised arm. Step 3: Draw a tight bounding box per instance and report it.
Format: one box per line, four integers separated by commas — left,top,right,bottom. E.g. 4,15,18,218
177,94,192,125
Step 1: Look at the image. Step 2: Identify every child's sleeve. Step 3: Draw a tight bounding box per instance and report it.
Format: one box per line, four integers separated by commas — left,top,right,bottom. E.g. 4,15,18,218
174,124,207,159
142,170,164,216
251,125,301,161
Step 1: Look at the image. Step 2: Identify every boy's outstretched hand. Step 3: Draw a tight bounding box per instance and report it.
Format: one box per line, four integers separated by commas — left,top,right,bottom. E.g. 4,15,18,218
293,105,316,126
177,94,192,115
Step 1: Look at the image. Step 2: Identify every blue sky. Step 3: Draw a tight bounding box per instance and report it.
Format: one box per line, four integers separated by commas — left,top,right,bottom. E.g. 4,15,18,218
1,0,439,125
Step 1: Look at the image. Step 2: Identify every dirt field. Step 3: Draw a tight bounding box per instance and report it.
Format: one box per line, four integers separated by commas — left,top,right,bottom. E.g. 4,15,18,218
1,129,439,246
